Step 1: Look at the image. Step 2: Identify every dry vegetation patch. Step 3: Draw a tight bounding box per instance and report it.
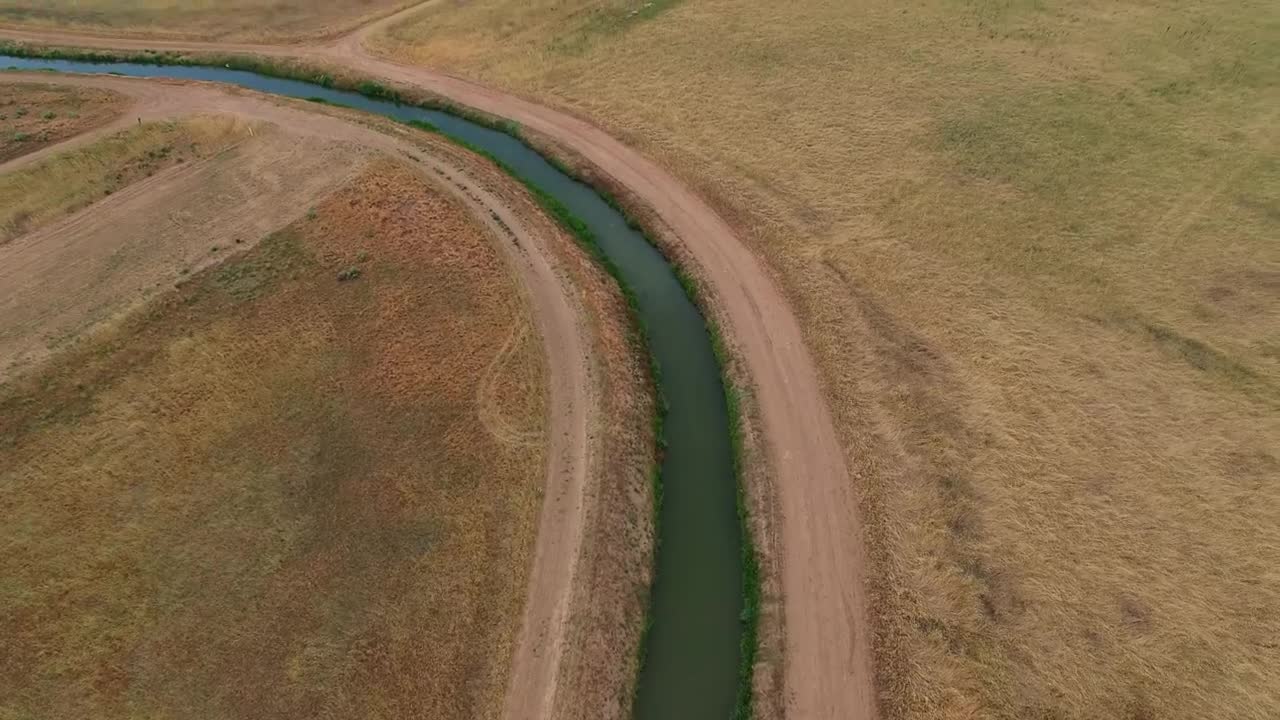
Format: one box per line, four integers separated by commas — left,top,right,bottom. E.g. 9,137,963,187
0,114,250,242
0,81,126,163
0,160,546,720
378,1,1280,718
0,118,362,382
0,0,410,41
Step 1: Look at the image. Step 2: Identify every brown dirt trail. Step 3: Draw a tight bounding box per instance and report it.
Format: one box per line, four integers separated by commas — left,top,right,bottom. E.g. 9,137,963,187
0,9,879,716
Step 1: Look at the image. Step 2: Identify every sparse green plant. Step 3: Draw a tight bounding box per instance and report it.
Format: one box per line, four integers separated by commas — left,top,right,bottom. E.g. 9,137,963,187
356,80,402,103
336,267,362,282
41,111,55,120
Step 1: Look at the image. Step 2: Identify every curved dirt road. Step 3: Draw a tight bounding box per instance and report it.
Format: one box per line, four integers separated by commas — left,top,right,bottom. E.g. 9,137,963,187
0,70,598,720
0,12,880,718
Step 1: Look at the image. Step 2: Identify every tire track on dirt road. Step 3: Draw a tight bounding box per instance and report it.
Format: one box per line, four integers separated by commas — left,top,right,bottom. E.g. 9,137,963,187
0,11,881,716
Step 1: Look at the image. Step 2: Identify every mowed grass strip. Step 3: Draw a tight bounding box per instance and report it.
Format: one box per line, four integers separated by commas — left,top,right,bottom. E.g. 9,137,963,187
0,160,546,720
0,0,410,41
0,82,127,163
378,1,1280,718
0,114,252,242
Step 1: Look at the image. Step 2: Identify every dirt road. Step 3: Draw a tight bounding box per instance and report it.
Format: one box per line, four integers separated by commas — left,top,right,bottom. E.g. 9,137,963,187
0,11,880,717
0,71,598,720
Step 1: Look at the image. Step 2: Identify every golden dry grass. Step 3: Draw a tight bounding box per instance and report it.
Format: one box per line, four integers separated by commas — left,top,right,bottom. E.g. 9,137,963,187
0,0,409,41
0,160,546,720
0,115,250,241
0,82,127,163
379,2,1280,718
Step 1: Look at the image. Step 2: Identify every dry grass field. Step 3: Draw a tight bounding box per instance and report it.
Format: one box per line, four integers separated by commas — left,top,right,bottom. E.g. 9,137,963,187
0,160,547,719
378,1,1280,718
0,82,126,163
0,0,408,41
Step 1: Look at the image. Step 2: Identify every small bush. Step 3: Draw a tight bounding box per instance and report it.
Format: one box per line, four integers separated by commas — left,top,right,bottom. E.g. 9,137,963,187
356,80,402,104
41,111,55,120
336,267,362,282
12,131,29,142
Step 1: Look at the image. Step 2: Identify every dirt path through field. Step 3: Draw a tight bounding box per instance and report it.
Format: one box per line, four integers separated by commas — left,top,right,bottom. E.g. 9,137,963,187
0,71,597,720
0,13,880,716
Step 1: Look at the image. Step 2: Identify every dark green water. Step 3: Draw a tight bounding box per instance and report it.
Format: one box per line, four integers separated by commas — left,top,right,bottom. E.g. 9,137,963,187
0,55,744,719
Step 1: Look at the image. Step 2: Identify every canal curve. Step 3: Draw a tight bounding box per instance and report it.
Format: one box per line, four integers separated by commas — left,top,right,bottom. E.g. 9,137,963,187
0,54,744,720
